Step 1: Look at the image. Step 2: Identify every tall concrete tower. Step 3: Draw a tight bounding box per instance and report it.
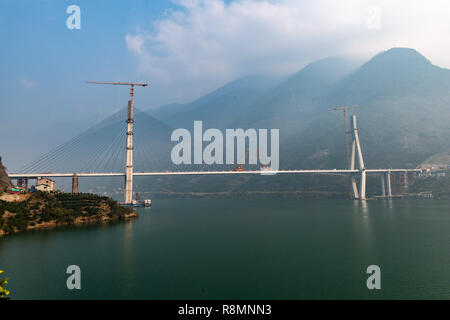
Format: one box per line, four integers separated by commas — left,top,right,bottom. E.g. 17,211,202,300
86,81,148,204
350,115,366,200
125,93,134,204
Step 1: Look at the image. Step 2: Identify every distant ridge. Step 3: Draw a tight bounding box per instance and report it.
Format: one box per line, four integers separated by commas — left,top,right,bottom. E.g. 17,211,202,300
149,47,450,170
149,75,285,128
15,47,450,195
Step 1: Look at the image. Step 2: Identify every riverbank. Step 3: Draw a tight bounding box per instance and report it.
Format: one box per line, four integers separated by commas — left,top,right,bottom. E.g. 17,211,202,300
0,191,137,236
409,172,450,199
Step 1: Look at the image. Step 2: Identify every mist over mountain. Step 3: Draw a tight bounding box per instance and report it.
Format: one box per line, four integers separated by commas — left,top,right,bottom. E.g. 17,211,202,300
232,57,361,136
150,75,285,129
141,47,450,195
15,47,450,197
150,48,450,172
287,48,450,170
151,58,360,135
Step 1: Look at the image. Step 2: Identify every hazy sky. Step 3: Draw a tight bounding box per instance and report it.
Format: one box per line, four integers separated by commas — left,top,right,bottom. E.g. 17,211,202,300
125,0,450,103
2,0,450,167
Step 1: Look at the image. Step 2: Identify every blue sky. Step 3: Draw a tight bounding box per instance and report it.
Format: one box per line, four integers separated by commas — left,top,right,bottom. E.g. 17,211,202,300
0,1,180,167
2,0,450,169
0,0,176,117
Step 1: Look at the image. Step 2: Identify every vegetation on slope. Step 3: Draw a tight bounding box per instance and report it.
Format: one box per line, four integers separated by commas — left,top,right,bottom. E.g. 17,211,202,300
409,172,450,199
0,191,137,236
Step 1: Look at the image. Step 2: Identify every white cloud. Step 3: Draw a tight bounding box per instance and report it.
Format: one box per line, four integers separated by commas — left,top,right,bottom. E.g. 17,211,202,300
126,0,450,107
125,34,144,55
19,77,36,88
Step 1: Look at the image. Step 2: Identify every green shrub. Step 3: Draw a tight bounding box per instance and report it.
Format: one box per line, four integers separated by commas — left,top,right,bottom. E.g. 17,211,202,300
0,270,10,299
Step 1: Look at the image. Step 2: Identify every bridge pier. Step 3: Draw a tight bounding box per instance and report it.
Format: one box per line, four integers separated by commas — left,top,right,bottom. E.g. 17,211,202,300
386,171,392,197
72,174,78,194
359,170,367,200
17,177,28,189
380,174,386,197
403,172,409,190
351,175,359,199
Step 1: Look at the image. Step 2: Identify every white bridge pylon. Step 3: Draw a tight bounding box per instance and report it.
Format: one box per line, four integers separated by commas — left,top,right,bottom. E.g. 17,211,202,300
350,114,366,200
349,114,401,200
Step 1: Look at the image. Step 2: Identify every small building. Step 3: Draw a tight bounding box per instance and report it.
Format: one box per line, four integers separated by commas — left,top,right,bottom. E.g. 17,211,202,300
35,177,56,192
418,191,433,198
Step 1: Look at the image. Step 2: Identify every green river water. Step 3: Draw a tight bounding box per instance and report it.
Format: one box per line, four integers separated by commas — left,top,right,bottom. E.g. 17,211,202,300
1,198,450,299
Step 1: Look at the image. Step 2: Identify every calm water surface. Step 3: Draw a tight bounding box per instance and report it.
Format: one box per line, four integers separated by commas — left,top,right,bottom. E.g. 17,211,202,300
1,198,450,299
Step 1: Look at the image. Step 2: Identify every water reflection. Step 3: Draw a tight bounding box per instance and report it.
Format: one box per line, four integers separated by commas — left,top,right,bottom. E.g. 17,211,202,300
360,200,369,217
121,220,135,297
351,200,375,261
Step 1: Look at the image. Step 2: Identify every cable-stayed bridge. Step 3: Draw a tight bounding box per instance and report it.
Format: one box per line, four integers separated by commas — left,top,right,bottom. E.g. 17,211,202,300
8,83,421,203
8,112,421,202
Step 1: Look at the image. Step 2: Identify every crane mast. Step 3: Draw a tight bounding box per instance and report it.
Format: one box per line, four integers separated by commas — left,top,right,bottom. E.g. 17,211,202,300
86,81,148,204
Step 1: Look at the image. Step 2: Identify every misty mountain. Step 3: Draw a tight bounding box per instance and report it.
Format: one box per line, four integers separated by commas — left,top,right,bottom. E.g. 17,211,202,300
17,47,450,197
233,57,361,134
135,47,450,195
285,48,450,169
150,48,450,171
150,75,284,129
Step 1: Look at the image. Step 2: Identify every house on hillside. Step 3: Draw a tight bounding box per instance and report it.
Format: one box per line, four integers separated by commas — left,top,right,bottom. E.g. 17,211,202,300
33,178,56,192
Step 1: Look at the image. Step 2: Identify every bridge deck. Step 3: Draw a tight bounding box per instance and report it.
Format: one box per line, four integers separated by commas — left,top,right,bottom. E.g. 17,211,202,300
8,168,421,178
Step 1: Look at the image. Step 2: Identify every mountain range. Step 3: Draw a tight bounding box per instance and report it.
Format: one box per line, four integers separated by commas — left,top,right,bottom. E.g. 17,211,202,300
16,47,450,197
150,47,450,171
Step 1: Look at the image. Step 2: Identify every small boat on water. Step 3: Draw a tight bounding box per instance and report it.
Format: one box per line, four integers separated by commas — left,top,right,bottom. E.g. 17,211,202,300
143,199,151,207
120,199,151,207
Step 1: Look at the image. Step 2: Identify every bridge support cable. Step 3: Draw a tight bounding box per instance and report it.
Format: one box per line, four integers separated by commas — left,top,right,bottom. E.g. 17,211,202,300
109,129,127,172
133,132,160,172
17,132,85,172
92,129,126,173
18,115,131,175
18,128,93,173
46,132,106,173
81,127,125,173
